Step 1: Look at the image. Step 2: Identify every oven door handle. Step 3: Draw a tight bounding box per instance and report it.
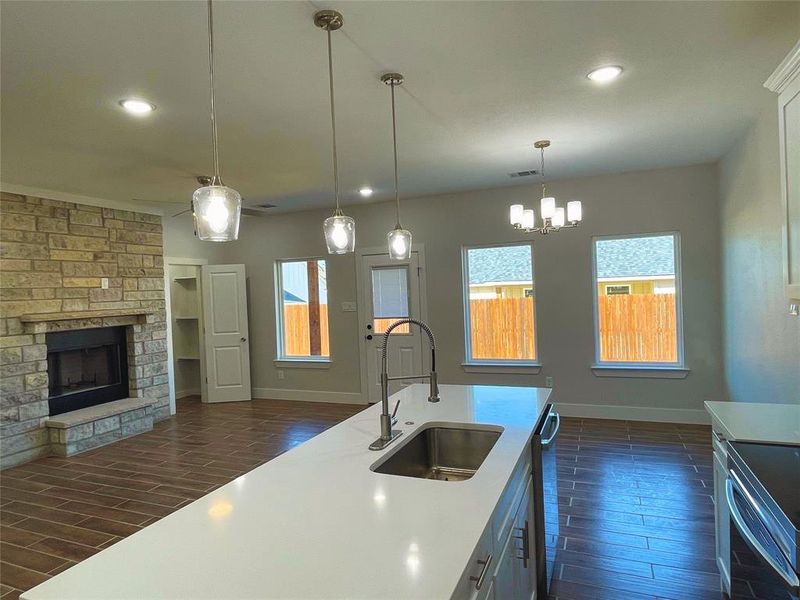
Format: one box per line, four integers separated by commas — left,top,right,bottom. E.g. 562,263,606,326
726,471,800,592
541,411,560,447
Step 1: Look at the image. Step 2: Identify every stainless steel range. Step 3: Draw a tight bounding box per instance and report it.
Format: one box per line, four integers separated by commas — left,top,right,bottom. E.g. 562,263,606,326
726,441,799,599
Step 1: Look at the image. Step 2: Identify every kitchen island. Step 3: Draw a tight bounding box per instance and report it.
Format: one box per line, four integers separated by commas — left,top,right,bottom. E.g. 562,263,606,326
22,384,551,600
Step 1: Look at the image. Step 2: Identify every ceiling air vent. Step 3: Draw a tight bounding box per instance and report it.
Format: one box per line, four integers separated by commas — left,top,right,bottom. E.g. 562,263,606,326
508,169,538,178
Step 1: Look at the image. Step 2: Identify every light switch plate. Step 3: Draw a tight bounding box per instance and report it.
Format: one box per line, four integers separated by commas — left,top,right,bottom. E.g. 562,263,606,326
341,301,357,312
101,277,109,289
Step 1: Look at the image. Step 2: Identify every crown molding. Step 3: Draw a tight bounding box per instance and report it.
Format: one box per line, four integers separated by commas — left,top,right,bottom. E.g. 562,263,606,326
0,182,164,215
764,39,800,94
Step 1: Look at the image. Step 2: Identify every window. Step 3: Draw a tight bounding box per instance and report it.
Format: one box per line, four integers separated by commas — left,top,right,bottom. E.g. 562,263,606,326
593,233,683,366
463,243,537,363
371,267,410,334
276,259,329,360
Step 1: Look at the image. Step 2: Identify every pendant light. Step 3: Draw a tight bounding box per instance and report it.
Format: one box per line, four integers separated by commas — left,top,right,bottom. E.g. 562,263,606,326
383,73,412,260
192,0,241,242
509,140,582,235
316,10,355,255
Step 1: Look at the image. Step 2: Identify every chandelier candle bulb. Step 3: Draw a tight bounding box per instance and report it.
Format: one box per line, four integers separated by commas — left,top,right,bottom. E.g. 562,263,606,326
541,197,556,220
567,200,582,223
552,207,566,228
522,209,535,230
510,204,524,227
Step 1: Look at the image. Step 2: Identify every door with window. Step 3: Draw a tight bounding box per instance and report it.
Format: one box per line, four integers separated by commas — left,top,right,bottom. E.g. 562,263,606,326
358,252,425,404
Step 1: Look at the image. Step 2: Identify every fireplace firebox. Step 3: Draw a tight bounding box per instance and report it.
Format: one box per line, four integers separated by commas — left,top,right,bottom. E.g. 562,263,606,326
46,327,129,416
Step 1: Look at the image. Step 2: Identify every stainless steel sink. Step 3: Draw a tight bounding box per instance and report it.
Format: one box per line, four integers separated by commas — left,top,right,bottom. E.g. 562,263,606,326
371,425,502,481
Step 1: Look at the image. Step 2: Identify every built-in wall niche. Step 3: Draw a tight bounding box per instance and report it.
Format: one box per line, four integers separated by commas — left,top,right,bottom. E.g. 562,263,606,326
167,262,206,401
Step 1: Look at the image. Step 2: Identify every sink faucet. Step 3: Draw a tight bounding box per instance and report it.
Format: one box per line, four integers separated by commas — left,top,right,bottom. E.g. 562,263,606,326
369,318,439,451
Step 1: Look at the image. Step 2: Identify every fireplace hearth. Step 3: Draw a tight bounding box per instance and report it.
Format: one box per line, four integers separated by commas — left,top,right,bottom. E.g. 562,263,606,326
46,327,129,416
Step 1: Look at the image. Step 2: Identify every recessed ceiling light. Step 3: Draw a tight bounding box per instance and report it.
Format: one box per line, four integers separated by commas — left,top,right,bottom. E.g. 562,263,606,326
359,187,374,197
587,65,623,83
119,98,156,115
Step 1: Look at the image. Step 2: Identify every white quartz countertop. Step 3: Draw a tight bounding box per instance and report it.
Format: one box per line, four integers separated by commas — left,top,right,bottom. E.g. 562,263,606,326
22,384,551,600
705,401,800,445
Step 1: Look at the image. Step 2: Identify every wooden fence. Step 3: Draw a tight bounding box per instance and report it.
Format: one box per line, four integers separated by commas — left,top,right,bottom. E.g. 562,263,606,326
282,294,676,363
598,294,677,362
469,298,537,360
283,304,329,357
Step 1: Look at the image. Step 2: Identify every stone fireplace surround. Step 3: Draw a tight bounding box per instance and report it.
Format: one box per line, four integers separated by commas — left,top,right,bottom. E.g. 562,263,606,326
1,193,171,468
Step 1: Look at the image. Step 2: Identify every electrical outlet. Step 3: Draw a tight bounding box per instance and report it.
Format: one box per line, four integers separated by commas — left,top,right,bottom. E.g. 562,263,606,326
277,370,285,380
101,277,109,289
341,301,357,312
545,376,553,387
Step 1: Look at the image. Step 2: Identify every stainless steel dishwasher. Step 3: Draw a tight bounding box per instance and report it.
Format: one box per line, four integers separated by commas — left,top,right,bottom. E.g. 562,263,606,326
532,403,560,599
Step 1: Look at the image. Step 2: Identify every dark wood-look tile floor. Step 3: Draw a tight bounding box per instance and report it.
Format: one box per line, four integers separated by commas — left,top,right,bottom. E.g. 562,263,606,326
549,416,723,600
0,397,364,599
1,403,725,600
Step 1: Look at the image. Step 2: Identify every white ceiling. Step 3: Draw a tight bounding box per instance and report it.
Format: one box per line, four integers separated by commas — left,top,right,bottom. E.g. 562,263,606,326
1,1,797,214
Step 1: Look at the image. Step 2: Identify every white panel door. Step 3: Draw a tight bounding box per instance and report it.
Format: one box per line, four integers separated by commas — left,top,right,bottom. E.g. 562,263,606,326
201,264,251,403
359,252,424,404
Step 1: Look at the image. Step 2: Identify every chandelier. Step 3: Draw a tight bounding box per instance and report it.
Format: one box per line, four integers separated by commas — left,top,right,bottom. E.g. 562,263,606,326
510,140,582,234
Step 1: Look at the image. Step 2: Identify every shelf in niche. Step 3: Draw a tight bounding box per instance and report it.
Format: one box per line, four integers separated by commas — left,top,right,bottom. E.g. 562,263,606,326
176,356,200,361
173,276,197,283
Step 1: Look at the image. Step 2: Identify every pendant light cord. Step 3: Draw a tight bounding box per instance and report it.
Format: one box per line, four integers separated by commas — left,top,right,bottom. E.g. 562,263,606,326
326,28,341,213
207,0,221,180
540,145,546,198
390,81,401,227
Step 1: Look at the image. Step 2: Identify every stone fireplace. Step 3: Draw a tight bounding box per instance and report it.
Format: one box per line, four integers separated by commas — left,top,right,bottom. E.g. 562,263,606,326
0,192,171,468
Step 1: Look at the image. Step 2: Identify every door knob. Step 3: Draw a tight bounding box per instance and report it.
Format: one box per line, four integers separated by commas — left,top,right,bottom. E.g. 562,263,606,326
365,334,373,340
240,337,247,342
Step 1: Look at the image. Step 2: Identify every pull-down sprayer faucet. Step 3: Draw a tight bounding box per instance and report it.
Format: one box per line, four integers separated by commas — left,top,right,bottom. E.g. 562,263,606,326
368,318,439,451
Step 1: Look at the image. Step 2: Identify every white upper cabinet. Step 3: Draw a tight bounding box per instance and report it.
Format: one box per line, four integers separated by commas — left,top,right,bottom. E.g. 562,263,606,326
765,41,800,311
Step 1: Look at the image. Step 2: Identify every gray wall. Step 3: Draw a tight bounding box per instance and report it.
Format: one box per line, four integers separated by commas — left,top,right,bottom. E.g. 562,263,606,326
165,163,725,417
720,94,800,404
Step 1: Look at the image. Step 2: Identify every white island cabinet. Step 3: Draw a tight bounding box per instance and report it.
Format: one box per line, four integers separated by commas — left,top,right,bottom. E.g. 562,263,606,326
22,384,550,600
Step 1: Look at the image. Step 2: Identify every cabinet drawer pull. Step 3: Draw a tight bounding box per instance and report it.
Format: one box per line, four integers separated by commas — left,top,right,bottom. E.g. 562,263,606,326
469,553,493,590
514,521,530,567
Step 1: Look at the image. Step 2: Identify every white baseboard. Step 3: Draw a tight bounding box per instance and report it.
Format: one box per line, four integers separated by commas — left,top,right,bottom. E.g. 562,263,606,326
252,387,366,405
553,402,710,424
175,388,200,400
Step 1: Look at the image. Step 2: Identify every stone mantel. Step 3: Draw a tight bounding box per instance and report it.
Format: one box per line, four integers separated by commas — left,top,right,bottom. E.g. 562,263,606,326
20,308,157,323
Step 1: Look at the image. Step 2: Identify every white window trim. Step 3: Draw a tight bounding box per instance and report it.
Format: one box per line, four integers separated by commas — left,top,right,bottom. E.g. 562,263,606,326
591,231,687,372
274,358,331,369
274,257,331,363
461,241,539,366
462,362,542,374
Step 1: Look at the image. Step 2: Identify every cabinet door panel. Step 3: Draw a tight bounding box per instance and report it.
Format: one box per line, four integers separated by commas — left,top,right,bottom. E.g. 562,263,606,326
713,447,731,595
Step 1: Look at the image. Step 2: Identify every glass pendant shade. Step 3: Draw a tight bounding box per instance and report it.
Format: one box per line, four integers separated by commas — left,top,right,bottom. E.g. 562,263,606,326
510,204,524,227
541,196,556,219
388,227,412,260
522,209,535,230
552,206,566,228
192,184,242,242
323,213,355,254
567,200,582,223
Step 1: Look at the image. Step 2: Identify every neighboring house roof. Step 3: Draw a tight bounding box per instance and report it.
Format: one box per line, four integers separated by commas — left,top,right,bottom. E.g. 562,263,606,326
283,290,304,303
596,236,675,279
468,246,532,285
